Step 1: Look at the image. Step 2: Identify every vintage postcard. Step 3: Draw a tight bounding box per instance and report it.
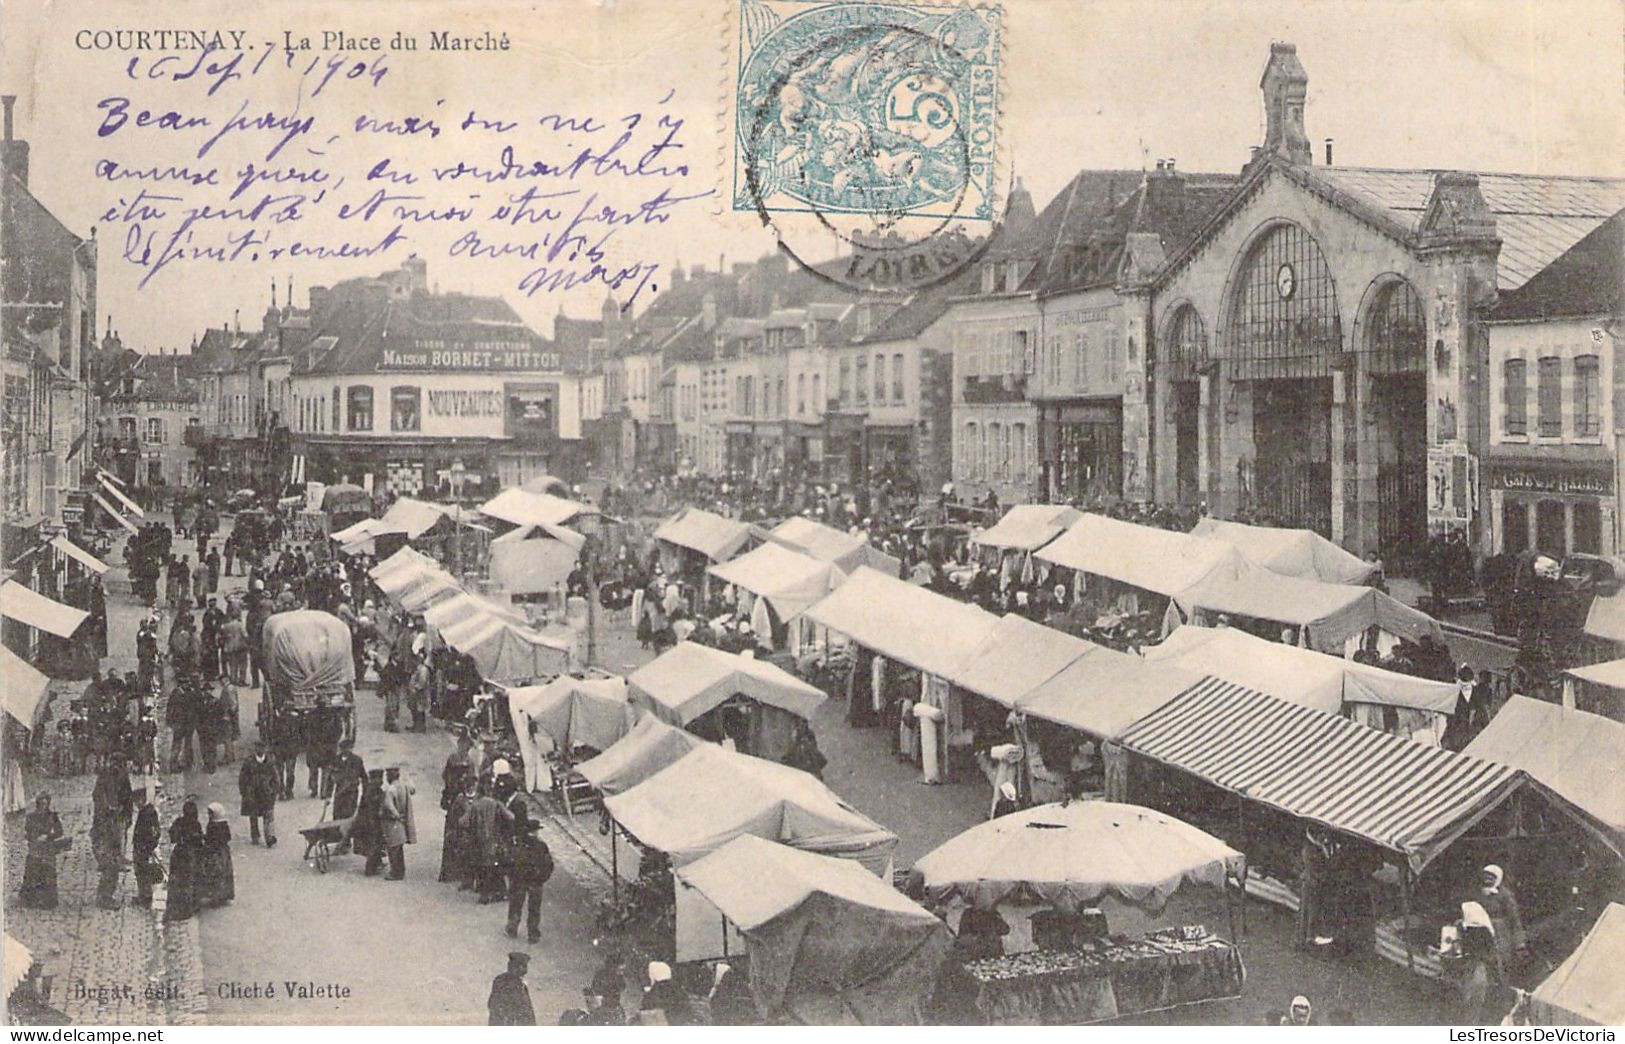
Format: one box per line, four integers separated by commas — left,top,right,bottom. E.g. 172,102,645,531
2,0,1622,1030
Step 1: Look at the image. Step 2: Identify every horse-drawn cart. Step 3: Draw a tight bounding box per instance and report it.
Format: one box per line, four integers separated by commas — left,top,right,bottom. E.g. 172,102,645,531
258,609,357,757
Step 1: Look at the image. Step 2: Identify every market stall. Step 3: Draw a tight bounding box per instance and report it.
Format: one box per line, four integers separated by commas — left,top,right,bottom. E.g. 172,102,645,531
707,542,846,646
331,518,409,557
488,520,584,597
912,801,1246,1024
970,505,1083,580
478,487,596,530
653,506,757,588
672,835,951,1021
435,611,571,687
1561,658,1625,721
1169,566,1442,655
627,643,825,761
602,744,898,872
1190,517,1377,585
1464,696,1625,843
576,715,706,797
771,516,901,577
1523,902,1625,1026
1144,625,1458,732
505,675,634,794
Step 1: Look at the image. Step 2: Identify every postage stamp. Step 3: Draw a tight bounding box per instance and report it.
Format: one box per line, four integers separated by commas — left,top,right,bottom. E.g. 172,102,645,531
730,0,1006,292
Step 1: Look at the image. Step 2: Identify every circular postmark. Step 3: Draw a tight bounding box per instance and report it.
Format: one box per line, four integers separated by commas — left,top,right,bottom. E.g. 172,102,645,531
734,2,1005,294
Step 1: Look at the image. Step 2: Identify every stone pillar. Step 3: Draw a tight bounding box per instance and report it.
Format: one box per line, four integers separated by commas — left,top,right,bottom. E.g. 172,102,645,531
1121,295,1154,503
1198,371,1217,510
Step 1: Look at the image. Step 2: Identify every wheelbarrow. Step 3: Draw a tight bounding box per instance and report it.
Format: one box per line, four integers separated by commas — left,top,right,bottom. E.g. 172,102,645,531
298,800,356,873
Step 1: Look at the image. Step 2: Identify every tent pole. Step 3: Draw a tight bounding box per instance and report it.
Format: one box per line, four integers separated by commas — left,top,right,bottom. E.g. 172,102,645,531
1401,863,1414,974
1240,856,1248,936
610,822,619,905
1226,874,1238,948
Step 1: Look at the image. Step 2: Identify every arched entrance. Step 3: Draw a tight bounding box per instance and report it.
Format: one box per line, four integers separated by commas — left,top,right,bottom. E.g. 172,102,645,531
1162,305,1207,506
1363,279,1429,562
1223,223,1342,536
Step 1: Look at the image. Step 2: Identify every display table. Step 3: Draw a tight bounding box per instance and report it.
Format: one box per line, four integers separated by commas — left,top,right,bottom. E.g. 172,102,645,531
962,929,1245,1024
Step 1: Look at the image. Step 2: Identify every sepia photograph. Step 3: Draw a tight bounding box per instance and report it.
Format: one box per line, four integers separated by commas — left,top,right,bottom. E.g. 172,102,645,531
0,0,1622,1030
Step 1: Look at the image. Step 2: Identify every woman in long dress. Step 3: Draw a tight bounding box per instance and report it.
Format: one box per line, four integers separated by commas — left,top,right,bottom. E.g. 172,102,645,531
200,802,235,906
165,800,205,922
20,794,65,909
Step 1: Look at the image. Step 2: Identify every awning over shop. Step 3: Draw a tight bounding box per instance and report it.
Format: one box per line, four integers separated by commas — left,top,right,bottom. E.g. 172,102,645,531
479,488,594,529
654,507,754,563
771,516,901,577
1036,514,1245,598
708,542,846,621
1527,902,1625,1026
1172,567,1441,652
50,535,108,575
674,835,950,1023
576,716,707,796
603,744,898,870
972,504,1083,553
1583,589,1625,642
1566,657,1625,689
804,567,1000,679
629,642,826,725
1191,517,1377,584
948,614,1097,707
0,580,88,638
91,492,138,533
1014,649,1206,740
1144,625,1459,716
1,644,50,727
99,475,145,518
1119,678,1532,872
1465,696,1625,840
913,801,1245,914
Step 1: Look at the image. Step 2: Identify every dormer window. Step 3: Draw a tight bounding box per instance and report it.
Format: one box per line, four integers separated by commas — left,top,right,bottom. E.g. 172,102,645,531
981,264,997,294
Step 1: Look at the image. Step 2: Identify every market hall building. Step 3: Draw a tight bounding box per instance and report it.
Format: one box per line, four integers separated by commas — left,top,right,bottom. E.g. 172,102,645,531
1134,43,1625,562
284,260,600,499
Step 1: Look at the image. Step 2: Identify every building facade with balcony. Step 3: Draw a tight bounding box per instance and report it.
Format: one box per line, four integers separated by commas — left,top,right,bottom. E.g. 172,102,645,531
96,349,200,491
1484,211,1622,557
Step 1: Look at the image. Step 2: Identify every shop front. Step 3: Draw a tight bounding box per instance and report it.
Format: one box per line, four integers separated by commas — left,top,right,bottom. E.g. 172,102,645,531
1041,399,1123,502
1487,455,1615,558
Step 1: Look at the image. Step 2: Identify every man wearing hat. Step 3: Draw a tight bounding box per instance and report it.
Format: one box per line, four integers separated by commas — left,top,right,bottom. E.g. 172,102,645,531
238,741,280,847
505,813,553,943
487,952,536,1025
379,766,416,880
329,739,367,837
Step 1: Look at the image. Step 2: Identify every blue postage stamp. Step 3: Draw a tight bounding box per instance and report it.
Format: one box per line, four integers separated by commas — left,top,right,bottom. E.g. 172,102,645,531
733,0,1003,224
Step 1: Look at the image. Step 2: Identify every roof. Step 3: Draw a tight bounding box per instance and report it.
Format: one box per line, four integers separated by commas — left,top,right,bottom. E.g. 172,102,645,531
1464,696,1625,839
1172,566,1442,652
947,614,1097,707
300,284,550,375
628,642,827,724
653,506,755,562
1307,166,1625,289
576,715,707,795
1035,514,1246,598
1146,625,1459,716
479,488,593,529
803,567,1000,678
1014,648,1206,739
770,516,901,577
1490,208,1625,321
1119,677,1526,871
602,744,898,869
913,801,1244,914
1528,903,1625,1025
1191,517,1377,584
708,542,845,620
971,504,1083,552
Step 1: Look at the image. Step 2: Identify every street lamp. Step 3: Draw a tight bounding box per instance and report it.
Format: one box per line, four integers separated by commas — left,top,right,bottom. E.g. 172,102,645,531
448,460,465,577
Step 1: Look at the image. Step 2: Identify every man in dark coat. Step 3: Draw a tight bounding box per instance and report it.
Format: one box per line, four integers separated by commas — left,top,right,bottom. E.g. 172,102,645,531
505,816,553,943
330,739,366,821
488,952,536,1026
238,741,280,846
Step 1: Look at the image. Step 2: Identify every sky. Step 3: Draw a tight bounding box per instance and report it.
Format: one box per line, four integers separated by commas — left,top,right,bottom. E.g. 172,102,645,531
2,0,1620,352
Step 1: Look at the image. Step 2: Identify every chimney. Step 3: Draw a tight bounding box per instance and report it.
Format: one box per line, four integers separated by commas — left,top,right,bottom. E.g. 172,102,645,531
1,95,30,187
308,285,330,316
701,292,717,331
1324,138,1334,165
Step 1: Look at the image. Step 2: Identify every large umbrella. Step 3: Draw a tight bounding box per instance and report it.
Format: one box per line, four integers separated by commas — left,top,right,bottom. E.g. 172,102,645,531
912,801,1244,914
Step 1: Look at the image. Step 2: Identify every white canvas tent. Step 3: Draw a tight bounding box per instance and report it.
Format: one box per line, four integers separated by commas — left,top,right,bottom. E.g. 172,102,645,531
488,520,584,596
1465,696,1625,843
972,504,1083,553
479,487,595,529
1035,514,1246,598
576,715,707,796
1526,902,1625,1025
1144,625,1459,718
1191,517,1377,584
948,614,1097,708
654,506,755,564
771,516,901,576
436,612,571,684
1171,567,1442,653
803,566,999,680
506,676,635,791
628,642,826,725
708,542,846,622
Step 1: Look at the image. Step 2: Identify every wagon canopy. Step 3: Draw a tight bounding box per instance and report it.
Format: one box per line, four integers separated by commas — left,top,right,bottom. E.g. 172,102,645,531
262,610,355,699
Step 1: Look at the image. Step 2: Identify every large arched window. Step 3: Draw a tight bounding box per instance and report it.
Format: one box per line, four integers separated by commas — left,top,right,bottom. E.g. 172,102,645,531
1224,223,1341,379
1363,280,1426,373
1164,305,1207,381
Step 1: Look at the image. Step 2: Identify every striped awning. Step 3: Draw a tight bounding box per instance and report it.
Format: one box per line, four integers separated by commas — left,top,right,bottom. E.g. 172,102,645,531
1119,677,1524,872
